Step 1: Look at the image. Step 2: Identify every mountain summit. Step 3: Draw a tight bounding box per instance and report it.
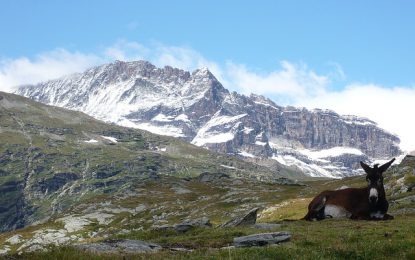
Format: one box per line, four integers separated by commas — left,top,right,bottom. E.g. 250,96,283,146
16,60,401,178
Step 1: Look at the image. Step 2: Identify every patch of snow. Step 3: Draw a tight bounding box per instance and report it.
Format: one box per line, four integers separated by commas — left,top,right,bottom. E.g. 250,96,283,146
191,113,244,146
238,151,256,158
243,127,254,134
272,155,288,165
192,132,234,146
373,153,406,166
271,155,341,178
175,114,190,122
101,136,118,143
342,120,374,126
118,119,186,138
84,139,98,143
220,164,237,170
253,101,278,109
152,113,175,122
255,141,267,146
300,147,363,159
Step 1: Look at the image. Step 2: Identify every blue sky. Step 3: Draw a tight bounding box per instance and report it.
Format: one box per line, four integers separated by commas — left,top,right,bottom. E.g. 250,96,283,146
1,1,415,150
2,1,415,86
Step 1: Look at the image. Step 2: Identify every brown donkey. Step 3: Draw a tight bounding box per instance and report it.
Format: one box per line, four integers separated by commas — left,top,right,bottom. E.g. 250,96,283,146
303,158,395,221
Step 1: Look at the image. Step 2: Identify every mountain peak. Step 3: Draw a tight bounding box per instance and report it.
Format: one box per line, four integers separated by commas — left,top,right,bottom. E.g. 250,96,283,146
15,60,402,178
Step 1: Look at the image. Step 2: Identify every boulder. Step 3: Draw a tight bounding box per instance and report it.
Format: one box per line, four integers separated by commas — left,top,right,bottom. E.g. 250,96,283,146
220,208,259,227
174,217,212,233
233,232,291,247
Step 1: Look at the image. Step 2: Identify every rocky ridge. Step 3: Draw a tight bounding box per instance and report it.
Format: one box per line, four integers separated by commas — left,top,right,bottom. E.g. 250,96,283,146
16,60,401,178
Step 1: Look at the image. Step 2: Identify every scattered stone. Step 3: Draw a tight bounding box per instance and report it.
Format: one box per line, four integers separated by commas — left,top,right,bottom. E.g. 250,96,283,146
233,232,291,247
0,245,10,255
220,208,259,227
6,234,23,245
17,228,76,252
253,223,282,230
75,239,162,254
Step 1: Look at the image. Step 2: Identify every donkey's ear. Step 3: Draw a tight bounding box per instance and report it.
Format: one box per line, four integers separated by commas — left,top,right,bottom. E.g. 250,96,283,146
379,158,395,173
360,161,372,173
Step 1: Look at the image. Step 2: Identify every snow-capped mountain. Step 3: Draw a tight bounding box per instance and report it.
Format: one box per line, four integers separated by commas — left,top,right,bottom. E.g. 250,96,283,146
16,60,401,178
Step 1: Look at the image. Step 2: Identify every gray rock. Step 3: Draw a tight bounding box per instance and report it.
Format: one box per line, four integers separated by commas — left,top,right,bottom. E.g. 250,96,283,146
220,208,259,227
173,224,193,233
75,239,162,254
174,217,212,233
233,232,291,247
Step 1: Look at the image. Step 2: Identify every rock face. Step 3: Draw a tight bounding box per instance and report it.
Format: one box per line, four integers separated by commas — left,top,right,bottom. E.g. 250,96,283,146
16,60,401,177
233,232,291,247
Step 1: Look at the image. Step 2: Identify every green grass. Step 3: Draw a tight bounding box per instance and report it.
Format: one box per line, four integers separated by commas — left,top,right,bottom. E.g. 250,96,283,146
11,214,415,260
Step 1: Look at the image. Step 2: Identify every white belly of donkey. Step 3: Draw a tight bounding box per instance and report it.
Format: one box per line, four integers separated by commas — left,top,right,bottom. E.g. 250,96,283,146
324,205,352,218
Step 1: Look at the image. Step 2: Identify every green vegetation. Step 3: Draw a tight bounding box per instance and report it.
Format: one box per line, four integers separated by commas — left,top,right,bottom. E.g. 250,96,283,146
9,214,415,259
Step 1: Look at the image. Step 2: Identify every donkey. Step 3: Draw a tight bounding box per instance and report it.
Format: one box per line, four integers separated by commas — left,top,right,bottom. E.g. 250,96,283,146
303,158,395,221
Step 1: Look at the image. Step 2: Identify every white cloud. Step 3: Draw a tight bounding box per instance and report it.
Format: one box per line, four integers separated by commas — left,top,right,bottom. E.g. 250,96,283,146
296,84,415,152
0,49,102,92
225,61,329,103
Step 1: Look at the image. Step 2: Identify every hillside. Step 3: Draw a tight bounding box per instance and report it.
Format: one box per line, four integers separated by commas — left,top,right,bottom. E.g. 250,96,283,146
0,91,303,233
0,152,414,257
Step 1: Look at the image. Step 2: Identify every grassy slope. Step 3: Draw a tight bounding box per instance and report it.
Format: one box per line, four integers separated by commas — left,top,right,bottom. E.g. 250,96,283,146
4,164,415,259
0,91,302,231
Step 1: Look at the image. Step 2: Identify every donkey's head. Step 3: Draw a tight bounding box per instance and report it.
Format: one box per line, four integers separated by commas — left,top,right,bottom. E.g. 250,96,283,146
360,158,395,204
